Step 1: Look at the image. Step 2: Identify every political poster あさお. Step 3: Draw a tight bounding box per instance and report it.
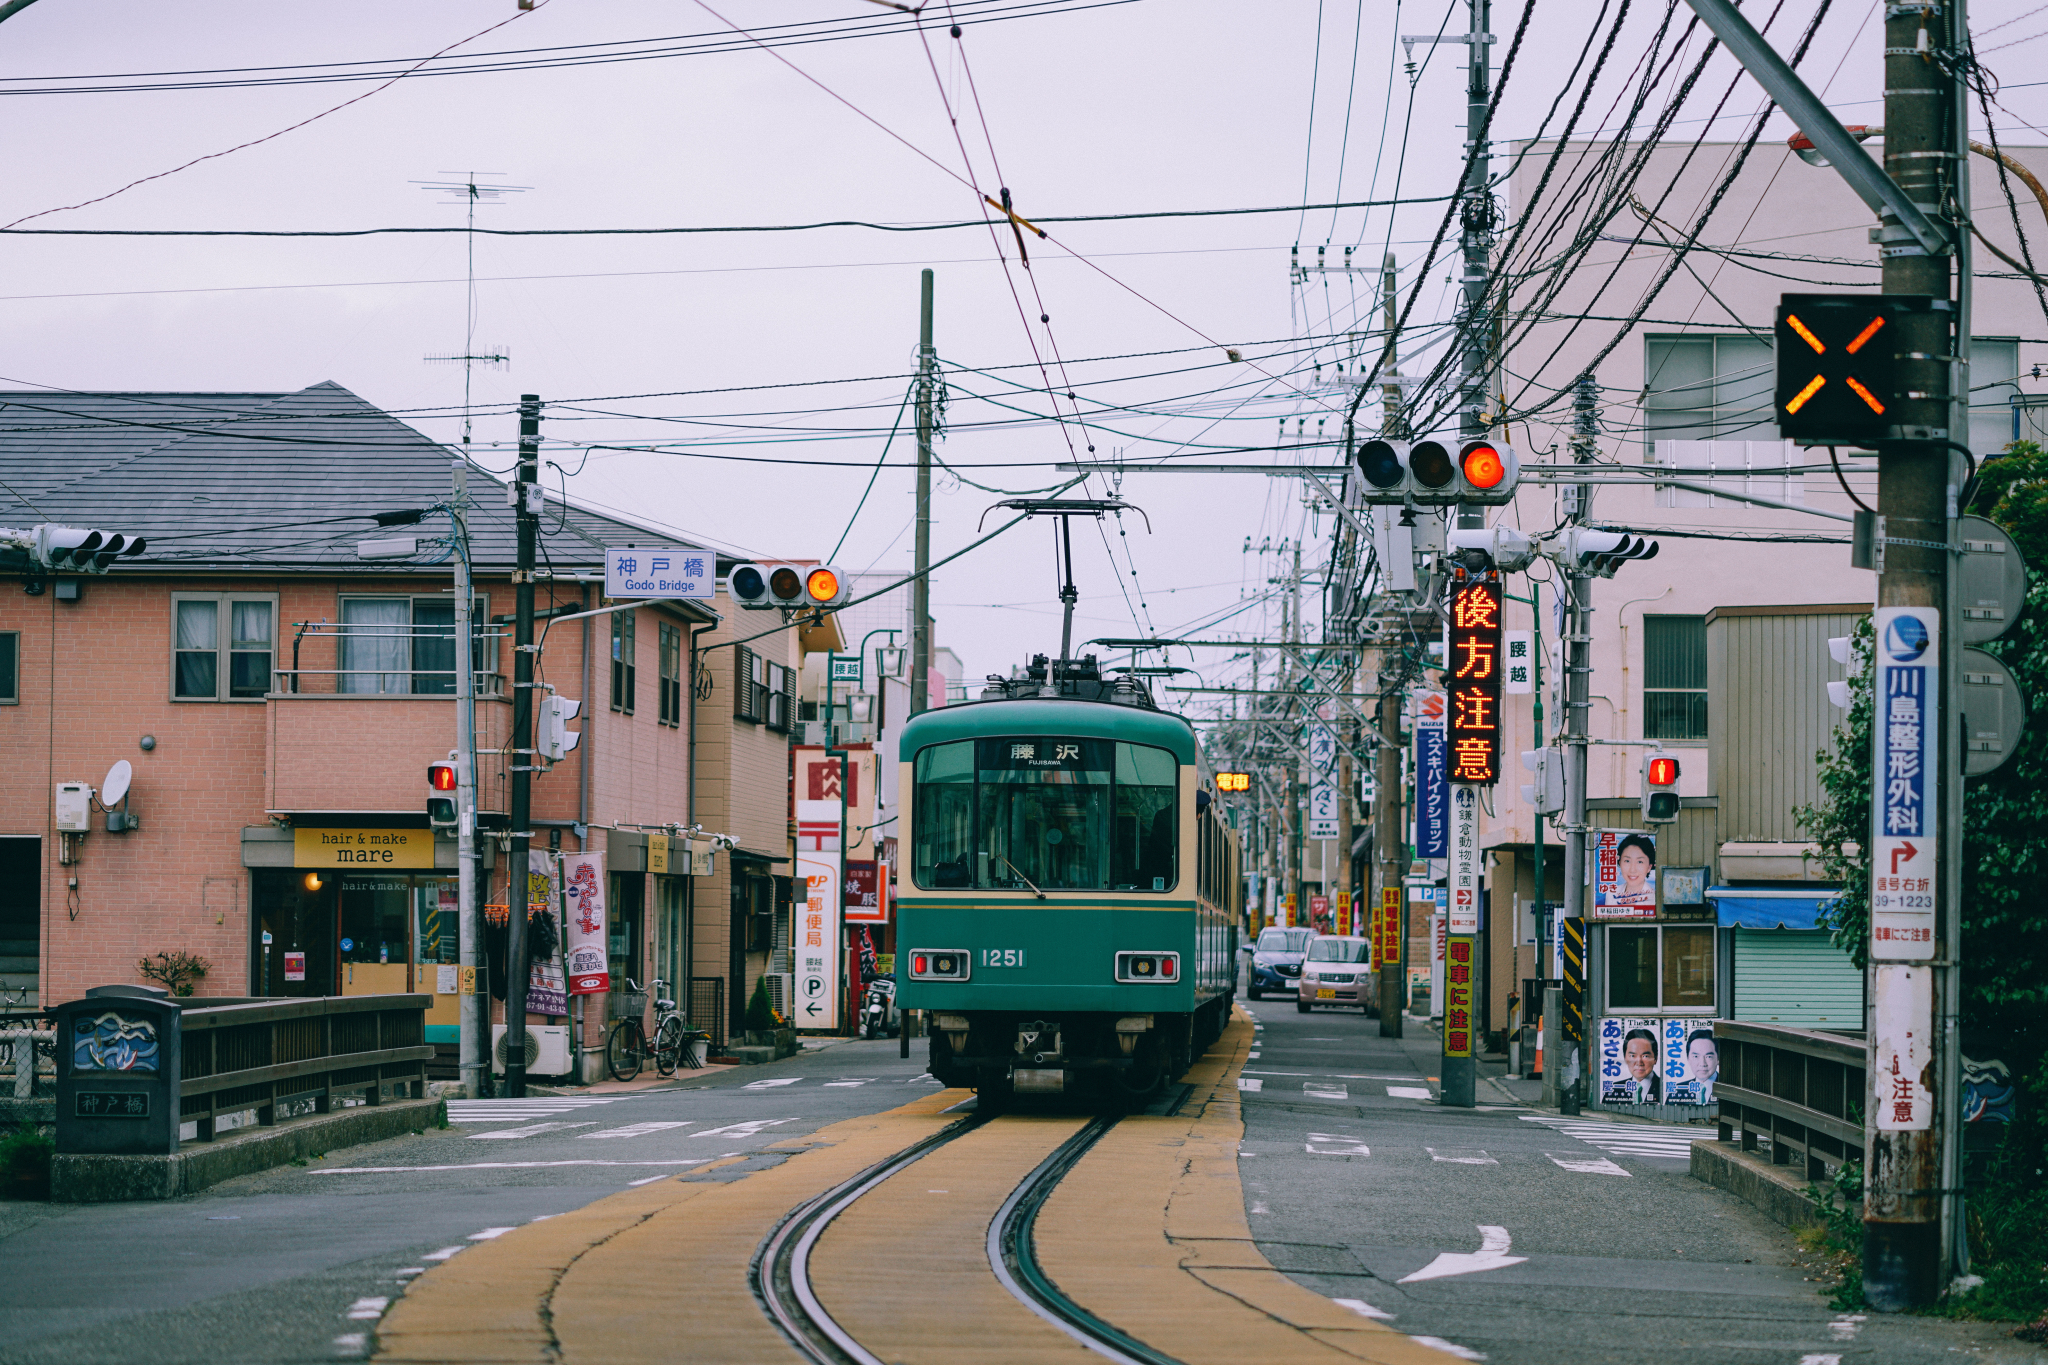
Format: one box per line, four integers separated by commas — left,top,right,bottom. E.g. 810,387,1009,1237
1662,1018,1720,1105
1598,1016,1663,1104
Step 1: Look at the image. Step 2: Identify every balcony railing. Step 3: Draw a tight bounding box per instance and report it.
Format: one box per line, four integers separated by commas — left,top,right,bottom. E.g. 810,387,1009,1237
278,619,506,697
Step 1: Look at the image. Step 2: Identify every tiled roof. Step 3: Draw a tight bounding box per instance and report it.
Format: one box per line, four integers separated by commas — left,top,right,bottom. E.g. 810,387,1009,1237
0,381,707,576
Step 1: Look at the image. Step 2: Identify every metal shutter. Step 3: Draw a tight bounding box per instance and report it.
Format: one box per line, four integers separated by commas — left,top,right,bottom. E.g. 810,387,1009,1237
1731,929,1863,1027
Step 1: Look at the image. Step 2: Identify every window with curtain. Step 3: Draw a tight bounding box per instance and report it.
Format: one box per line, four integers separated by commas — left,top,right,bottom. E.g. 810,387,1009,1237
174,595,277,700
658,623,681,727
339,598,410,694
611,609,636,714
1643,615,1707,741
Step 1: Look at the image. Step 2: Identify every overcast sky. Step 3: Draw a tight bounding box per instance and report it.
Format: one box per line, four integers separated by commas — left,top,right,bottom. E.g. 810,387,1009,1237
2,0,2042,699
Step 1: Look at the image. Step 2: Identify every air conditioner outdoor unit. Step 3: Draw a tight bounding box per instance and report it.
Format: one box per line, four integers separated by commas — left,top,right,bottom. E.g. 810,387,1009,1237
766,972,793,1019
491,1024,572,1077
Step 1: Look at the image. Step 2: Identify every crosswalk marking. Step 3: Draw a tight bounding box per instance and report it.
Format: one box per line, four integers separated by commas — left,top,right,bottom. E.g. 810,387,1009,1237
579,1122,691,1140
824,1078,874,1087
446,1097,625,1124
694,1117,800,1139
468,1121,595,1141
1237,1078,1263,1092
1305,1133,1371,1156
1428,1147,1496,1165
1303,1082,1349,1100
741,1077,801,1090
1547,1152,1630,1176
1387,1085,1433,1100
1520,1114,1700,1160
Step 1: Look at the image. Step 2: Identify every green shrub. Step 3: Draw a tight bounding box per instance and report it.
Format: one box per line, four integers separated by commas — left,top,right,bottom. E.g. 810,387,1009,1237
745,975,776,1033
0,1124,52,1200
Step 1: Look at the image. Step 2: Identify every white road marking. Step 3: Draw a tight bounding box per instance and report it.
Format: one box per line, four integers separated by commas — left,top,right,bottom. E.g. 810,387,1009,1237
1250,1201,1270,1215
1427,1147,1496,1165
824,1079,873,1087
741,1077,801,1090
695,1117,801,1139
1240,1069,1312,1076
1237,1078,1264,1092
469,1121,595,1141
445,1097,624,1124
333,1332,367,1353
1304,1082,1350,1100
315,1159,709,1174
468,1227,517,1240
393,1268,425,1277
422,1246,466,1261
1409,1335,1486,1361
1336,1074,1436,1082
1827,1315,1866,1342
1305,1133,1371,1156
627,1173,672,1186
1797,1356,1842,1365
1519,1114,1699,1159
1388,1086,1434,1100
1331,1297,1394,1320
1546,1152,1631,1176
578,1122,692,1140
1398,1225,1527,1283
344,1297,388,1321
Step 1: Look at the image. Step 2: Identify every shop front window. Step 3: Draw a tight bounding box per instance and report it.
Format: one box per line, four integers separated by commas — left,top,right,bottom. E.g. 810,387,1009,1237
1607,924,1716,1011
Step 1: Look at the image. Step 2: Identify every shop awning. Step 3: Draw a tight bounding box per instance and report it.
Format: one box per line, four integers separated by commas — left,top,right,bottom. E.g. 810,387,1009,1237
1708,886,1840,930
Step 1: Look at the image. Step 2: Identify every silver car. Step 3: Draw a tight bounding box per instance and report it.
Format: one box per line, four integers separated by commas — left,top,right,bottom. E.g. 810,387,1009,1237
1296,935,1371,1013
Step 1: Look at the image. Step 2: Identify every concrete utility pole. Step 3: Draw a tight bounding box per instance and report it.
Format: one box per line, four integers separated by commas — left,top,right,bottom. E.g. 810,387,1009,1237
503,394,541,1098
1675,0,1967,1305
1290,540,1305,924
911,270,935,716
1375,263,1407,1035
453,457,483,1099
1456,0,1496,526
1556,374,1598,1117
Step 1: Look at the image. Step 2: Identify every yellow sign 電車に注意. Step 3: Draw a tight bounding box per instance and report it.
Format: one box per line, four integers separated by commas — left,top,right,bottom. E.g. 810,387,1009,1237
293,827,433,869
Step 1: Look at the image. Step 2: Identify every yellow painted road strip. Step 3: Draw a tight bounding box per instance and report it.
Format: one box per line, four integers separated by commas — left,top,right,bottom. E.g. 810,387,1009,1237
807,1114,1104,1365
375,1089,969,1365
1035,1010,1465,1364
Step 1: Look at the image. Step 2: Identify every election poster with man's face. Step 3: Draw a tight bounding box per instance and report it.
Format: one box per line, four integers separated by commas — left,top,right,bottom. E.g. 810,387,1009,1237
1664,1018,1720,1105
1598,1015,1664,1105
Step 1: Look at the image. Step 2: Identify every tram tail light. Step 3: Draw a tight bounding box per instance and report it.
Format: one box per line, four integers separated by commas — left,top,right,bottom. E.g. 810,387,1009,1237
1115,951,1180,983
908,949,970,981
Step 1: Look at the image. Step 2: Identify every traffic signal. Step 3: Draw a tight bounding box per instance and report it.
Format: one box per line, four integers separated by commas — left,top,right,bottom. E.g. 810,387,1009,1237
1641,753,1680,824
1555,529,1659,578
34,524,147,572
1520,747,1563,814
1216,771,1251,793
427,757,457,830
1355,437,1518,506
728,562,847,609
539,695,583,761
1773,293,1932,446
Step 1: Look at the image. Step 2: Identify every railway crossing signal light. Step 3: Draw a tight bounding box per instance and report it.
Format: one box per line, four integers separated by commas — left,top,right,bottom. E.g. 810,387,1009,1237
728,562,847,609
1641,754,1680,824
1355,438,1518,507
427,757,458,830
1773,293,1931,446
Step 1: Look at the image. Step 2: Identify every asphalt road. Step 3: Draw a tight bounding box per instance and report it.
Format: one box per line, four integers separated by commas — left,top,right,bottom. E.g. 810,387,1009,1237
0,1036,938,1365
1238,986,2042,1365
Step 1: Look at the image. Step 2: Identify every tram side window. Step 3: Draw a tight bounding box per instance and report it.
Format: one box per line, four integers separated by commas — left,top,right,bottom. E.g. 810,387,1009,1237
1110,742,1176,892
913,740,976,889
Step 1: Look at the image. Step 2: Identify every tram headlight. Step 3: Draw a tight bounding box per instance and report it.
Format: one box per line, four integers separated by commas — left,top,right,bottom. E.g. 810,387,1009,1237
1115,950,1180,983
908,949,970,981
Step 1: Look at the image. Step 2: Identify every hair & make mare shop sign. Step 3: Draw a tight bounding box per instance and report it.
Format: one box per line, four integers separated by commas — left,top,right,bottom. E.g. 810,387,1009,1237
293,827,434,868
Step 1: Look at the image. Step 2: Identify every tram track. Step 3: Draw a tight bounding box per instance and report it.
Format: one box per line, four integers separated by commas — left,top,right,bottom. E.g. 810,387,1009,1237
753,1107,1187,1365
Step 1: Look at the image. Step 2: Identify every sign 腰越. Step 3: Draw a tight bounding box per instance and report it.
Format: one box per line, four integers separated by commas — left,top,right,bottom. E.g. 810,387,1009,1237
1307,782,1339,839
1504,630,1533,694
1447,786,1479,934
843,859,886,923
562,852,609,995
1598,1016,1663,1104
293,827,432,869
1413,692,1448,859
1590,828,1657,919
796,849,842,1028
1871,607,1938,960
1443,937,1474,1057
1875,964,1933,1130
1447,574,1504,784
1663,1018,1720,1106
830,656,862,683
604,547,713,600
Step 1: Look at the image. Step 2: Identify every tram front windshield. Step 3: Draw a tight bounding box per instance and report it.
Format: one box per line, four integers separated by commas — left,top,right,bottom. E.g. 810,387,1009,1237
913,737,1178,892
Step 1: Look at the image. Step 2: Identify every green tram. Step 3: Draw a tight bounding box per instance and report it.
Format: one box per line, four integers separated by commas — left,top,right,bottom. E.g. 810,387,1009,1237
896,655,1243,1106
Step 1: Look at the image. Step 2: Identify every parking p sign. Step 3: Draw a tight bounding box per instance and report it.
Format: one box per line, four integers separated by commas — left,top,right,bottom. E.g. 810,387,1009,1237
605,547,714,600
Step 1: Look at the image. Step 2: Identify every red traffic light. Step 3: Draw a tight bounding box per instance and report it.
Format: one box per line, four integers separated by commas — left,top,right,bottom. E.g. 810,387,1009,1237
1460,442,1506,491
428,763,457,791
1645,756,1679,786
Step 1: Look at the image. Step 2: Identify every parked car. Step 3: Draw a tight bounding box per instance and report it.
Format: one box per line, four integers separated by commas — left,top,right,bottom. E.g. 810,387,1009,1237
1296,935,1371,1013
1247,926,1314,1000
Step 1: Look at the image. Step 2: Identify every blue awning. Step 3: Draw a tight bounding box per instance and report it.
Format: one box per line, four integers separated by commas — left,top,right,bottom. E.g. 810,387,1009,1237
1707,886,1840,930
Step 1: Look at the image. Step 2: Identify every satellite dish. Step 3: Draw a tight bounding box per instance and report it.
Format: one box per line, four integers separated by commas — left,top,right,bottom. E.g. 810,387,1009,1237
102,759,132,808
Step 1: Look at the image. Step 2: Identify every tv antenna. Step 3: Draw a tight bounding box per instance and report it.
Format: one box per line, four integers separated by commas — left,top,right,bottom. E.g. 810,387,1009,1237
413,171,530,447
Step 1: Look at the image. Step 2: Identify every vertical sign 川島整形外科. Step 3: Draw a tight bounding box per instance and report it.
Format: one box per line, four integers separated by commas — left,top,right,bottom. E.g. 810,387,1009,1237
1413,691,1448,859
1447,574,1504,784
1448,786,1480,935
1871,606,1938,961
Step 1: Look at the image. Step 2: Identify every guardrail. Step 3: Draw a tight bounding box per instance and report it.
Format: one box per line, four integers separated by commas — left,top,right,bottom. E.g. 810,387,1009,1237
1714,1019,1865,1180
179,995,434,1140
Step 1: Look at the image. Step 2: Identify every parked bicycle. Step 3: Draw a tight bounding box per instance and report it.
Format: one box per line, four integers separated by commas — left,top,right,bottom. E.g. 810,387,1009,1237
606,978,693,1081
